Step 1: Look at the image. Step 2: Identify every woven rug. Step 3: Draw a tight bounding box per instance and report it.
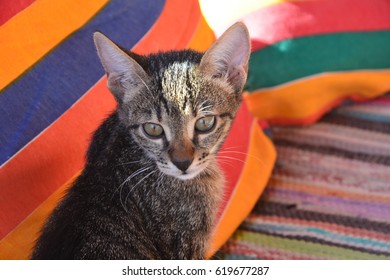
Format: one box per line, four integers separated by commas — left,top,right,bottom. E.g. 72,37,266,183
220,93,390,260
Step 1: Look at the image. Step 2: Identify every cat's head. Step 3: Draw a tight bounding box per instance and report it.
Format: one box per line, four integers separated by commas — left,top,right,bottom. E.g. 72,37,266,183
94,23,251,180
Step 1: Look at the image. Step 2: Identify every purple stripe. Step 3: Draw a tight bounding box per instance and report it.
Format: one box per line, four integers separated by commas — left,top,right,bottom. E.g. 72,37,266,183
264,188,390,221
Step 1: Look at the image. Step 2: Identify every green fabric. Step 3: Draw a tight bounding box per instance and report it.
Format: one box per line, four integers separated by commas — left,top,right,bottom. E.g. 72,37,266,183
246,30,390,91
233,231,390,260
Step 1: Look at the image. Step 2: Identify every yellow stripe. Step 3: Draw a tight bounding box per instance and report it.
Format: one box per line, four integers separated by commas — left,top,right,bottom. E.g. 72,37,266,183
206,121,276,258
187,15,215,52
0,174,77,259
0,0,108,90
199,0,304,31
245,70,390,122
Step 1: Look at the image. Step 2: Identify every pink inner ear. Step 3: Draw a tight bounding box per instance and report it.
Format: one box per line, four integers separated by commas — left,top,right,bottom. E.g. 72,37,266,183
230,42,250,68
228,67,241,84
201,23,250,80
227,66,247,93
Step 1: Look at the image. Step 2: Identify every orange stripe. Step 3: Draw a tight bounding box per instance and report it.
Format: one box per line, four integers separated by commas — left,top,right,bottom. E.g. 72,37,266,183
0,0,216,259
245,70,390,124
187,14,215,52
0,0,108,90
206,121,277,258
0,175,76,259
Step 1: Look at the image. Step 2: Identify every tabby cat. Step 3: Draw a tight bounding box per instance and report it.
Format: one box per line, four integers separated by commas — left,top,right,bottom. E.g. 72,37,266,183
31,22,251,259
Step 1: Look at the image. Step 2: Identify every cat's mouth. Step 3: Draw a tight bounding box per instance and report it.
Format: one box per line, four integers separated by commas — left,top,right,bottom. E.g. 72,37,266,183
157,163,205,181
176,170,201,180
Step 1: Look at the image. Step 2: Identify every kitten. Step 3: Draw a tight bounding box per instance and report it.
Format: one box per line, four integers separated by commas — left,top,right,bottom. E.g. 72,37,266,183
31,22,250,259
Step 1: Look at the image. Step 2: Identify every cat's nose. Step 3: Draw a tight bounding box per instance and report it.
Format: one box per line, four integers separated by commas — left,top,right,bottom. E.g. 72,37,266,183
169,139,194,172
172,159,193,172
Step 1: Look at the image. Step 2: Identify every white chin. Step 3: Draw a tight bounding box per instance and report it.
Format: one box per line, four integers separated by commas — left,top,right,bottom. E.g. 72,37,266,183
175,171,201,181
160,169,202,181
157,164,205,181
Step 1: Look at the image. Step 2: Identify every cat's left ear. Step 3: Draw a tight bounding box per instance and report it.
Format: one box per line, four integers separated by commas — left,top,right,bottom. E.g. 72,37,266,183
200,22,251,94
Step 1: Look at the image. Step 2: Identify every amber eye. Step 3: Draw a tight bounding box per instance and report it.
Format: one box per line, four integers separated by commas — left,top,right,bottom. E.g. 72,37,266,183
142,123,164,138
195,115,216,133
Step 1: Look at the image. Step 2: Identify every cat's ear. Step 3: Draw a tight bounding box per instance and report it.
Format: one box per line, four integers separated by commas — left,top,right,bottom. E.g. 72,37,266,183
93,32,148,103
200,22,251,93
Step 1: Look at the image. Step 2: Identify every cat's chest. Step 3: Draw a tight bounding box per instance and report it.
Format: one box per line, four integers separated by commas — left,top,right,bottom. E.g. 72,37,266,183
130,177,220,227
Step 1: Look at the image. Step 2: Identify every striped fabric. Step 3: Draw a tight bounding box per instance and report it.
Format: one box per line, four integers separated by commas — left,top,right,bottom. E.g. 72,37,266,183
243,0,390,124
3,0,264,259
1,0,276,260
201,0,390,125
0,0,166,258
220,93,390,259
3,0,388,260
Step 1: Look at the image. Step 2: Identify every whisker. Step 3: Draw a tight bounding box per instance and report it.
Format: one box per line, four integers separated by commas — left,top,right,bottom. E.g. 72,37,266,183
116,160,141,166
215,159,235,168
134,72,152,95
219,145,245,151
218,150,266,167
198,101,214,116
216,155,247,165
111,166,151,211
146,171,164,198
123,170,157,211
198,110,214,116
199,105,213,112
198,100,208,109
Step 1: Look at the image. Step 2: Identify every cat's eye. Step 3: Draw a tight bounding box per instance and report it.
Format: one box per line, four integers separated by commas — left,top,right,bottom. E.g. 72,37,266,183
142,123,164,138
195,115,216,133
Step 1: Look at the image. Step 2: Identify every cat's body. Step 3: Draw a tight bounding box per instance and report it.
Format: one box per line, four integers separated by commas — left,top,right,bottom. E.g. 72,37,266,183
31,111,222,259
31,23,250,259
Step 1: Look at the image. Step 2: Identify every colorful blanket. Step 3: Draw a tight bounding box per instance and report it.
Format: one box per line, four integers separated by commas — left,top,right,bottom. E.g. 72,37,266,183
1,0,274,259
221,93,390,259
1,0,390,259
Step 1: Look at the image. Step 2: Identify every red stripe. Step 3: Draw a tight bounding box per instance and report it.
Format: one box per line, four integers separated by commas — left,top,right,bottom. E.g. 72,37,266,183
216,102,252,219
0,0,207,239
0,0,36,26
237,0,390,51
0,82,115,239
135,0,201,53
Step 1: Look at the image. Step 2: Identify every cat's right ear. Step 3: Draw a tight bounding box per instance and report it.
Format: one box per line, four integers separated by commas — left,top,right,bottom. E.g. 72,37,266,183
199,22,251,94
93,32,148,103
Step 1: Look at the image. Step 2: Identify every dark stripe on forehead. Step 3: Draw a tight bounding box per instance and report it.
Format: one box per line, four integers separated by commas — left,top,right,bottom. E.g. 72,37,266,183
155,103,162,121
185,66,195,115
182,91,189,113
159,96,170,117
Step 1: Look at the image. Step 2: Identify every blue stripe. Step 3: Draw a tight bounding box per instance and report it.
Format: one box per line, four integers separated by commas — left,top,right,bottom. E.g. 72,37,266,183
0,0,165,165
